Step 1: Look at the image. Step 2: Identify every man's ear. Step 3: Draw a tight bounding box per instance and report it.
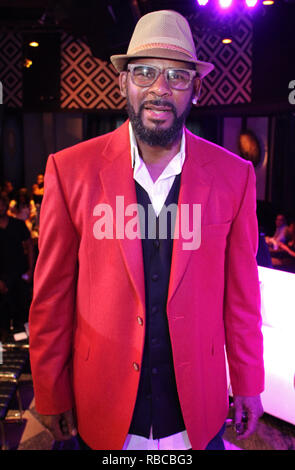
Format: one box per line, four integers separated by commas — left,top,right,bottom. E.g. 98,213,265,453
119,72,128,98
192,77,202,105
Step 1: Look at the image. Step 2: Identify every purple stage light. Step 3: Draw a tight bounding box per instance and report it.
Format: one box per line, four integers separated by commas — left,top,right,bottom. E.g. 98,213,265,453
245,0,258,6
197,0,209,5
219,0,233,9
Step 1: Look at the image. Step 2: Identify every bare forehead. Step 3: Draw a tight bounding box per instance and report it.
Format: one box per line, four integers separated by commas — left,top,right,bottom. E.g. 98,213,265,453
127,57,196,70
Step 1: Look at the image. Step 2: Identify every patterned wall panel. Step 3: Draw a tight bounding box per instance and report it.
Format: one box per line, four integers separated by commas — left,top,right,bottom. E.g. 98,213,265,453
0,32,23,107
190,11,253,106
60,11,252,109
0,11,253,110
60,33,125,110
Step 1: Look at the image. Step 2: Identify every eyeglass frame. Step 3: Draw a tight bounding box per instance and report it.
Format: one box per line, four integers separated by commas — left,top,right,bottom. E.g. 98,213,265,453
126,63,198,90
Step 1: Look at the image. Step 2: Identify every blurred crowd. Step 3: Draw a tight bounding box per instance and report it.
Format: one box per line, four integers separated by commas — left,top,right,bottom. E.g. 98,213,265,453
263,213,295,272
0,175,43,339
0,173,295,340
1,175,44,241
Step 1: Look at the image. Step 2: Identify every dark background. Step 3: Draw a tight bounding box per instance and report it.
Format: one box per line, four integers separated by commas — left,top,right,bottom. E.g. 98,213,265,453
0,0,295,234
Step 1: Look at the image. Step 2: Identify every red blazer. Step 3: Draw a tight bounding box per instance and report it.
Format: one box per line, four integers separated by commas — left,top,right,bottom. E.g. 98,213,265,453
29,120,264,450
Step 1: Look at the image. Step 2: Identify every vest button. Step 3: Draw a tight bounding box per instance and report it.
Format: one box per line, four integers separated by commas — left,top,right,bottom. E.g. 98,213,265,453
151,306,158,314
153,239,160,249
133,362,140,371
152,273,159,281
137,316,143,326
151,367,158,375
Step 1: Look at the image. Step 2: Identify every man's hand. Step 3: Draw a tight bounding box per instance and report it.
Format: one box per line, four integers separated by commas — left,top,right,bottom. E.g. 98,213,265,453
39,409,77,441
233,395,264,440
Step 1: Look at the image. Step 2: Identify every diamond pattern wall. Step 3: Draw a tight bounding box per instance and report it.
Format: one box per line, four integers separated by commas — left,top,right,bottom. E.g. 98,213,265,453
60,33,126,110
191,12,253,106
0,32,23,107
0,10,253,110
60,11,252,109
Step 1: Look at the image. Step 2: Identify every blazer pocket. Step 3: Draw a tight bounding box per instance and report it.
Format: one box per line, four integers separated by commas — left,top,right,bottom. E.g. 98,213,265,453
73,330,90,361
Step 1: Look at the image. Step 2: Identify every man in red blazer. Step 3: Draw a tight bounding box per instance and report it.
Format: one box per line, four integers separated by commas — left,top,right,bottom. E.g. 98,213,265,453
29,10,264,450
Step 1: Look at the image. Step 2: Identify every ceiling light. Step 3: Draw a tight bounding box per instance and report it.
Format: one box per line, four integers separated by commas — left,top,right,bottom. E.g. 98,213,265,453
245,0,258,6
219,0,233,8
24,58,33,68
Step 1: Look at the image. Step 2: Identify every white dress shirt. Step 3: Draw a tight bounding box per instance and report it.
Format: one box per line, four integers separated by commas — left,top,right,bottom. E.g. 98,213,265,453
123,123,192,451
129,122,186,216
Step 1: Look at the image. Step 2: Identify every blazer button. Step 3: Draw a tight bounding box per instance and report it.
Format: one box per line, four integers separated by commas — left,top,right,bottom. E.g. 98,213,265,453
137,316,143,326
133,362,140,371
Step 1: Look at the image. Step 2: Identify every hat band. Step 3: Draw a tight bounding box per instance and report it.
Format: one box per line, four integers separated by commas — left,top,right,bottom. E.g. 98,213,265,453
128,42,196,60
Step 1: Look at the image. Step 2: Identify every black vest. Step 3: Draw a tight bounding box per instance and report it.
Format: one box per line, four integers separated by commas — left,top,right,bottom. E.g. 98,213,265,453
128,174,186,439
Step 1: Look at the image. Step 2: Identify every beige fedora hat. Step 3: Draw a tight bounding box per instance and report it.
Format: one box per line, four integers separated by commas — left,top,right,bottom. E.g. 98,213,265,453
110,10,214,78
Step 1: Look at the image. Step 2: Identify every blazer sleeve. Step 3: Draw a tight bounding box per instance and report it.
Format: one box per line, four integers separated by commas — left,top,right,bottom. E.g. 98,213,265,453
29,154,79,415
223,161,264,396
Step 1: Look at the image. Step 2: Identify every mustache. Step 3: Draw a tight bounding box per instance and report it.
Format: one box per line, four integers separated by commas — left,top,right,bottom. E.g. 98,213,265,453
139,100,177,115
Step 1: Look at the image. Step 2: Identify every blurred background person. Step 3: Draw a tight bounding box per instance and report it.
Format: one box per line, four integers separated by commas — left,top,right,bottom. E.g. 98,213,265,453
7,187,37,233
2,180,16,201
30,173,44,255
0,193,34,337
276,221,295,273
265,213,288,250
32,173,44,205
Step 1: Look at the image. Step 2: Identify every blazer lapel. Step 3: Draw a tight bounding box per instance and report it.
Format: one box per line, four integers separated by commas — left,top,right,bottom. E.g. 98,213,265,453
167,129,214,306
99,121,146,311
98,123,214,310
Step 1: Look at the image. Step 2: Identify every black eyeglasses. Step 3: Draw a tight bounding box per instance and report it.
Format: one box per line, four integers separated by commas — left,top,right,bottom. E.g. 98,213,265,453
127,63,197,90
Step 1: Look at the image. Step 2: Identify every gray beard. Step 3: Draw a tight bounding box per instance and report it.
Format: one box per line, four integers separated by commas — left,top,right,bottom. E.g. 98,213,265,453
126,95,192,147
